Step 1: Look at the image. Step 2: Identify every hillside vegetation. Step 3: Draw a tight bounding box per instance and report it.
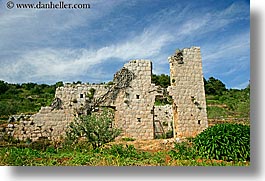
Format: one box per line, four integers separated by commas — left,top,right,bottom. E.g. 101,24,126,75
0,81,63,122
0,76,250,123
204,77,250,123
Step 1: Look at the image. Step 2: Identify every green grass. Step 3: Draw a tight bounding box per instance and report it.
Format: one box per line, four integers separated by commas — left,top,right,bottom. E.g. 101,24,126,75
207,106,228,119
0,140,250,166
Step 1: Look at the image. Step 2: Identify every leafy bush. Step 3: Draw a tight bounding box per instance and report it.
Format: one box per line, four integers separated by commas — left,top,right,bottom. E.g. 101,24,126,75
169,142,196,160
66,109,121,149
105,144,138,158
193,123,250,161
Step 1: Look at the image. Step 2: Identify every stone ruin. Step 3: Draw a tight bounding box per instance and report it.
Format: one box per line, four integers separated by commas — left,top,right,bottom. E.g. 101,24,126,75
5,46,208,141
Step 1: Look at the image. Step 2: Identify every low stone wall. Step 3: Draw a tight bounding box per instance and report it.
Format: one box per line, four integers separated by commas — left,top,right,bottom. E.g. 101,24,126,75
6,107,74,141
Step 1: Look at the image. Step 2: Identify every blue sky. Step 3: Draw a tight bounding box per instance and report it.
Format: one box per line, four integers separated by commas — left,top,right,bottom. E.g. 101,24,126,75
0,0,250,89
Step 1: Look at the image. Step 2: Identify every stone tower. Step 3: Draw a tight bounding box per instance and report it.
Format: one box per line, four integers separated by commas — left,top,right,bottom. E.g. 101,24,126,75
114,60,158,139
168,47,208,138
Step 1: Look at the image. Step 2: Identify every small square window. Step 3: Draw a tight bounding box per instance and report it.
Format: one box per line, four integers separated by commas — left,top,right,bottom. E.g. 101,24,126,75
198,120,201,125
80,94,83,98
137,118,141,122
136,95,140,99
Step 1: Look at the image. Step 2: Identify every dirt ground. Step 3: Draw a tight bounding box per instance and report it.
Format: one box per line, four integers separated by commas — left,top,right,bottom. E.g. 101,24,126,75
108,138,182,152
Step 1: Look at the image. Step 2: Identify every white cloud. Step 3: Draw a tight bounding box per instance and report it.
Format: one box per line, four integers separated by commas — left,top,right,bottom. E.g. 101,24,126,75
0,0,124,50
171,1,249,41
0,27,172,83
0,0,250,89
200,30,249,89
178,16,210,36
202,31,250,67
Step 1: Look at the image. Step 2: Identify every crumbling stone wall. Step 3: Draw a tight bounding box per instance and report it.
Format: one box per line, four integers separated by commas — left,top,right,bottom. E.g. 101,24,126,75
54,60,161,140
55,84,114,114
6,107,74,141
6,46,208,141
114,60,160,139
6,85,113,141
168,47,208,138
6,60,160,141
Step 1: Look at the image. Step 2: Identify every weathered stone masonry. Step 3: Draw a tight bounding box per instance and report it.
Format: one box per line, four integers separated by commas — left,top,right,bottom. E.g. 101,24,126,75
6,46,208,141
168,47,208,138
114,60,159,139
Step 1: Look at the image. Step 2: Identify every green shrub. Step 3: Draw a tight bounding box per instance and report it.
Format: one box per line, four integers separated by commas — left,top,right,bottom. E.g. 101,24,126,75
193,123,250,161
169,142,196,160
66,109,121,149
106,144,137,158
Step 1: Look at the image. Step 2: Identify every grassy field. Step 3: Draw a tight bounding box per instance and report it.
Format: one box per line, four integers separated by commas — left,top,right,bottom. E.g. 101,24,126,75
0,140,249,166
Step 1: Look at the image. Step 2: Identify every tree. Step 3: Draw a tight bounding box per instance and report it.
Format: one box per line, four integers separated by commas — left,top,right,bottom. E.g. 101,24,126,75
21,82,37,90
55,81,64,88
31,85,42,94
66,109,121,149
0,80,9,94
151,74,170,88
204,77,227,95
